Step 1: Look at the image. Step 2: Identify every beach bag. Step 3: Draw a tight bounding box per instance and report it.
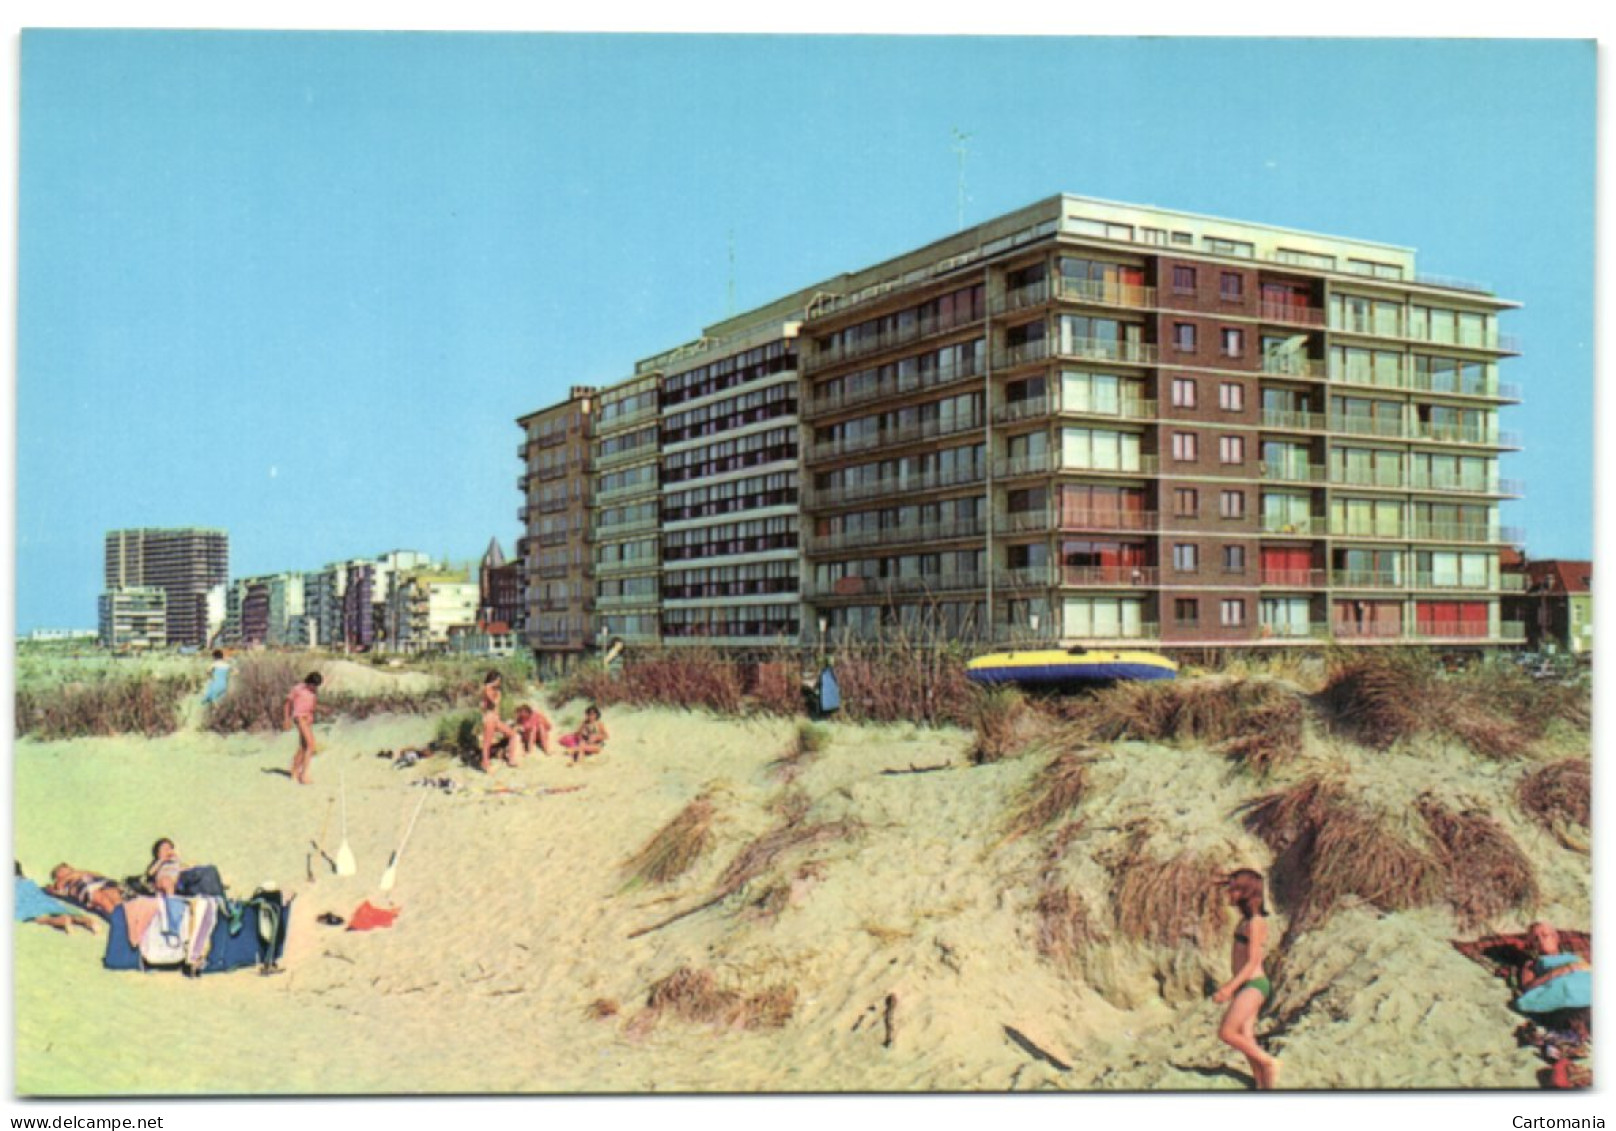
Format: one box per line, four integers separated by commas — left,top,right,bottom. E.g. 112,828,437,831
817,666,841,715
176,865,226,899
137,898,188,968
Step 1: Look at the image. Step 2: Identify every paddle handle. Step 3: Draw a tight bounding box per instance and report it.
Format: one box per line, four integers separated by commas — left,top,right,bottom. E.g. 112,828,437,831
380,791,429,890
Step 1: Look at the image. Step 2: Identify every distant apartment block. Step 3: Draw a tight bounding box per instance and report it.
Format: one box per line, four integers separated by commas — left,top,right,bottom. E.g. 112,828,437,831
386,568,478,653
98,587,167,650
226,572,310,647
518,193,1523,654
517,388,595,670
104,527,229,648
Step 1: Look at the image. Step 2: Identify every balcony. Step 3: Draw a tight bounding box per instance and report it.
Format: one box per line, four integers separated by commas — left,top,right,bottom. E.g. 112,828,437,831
1332,526,1406,541
1258,301,1327,327
994,335,1158,370
1060,508,1158,534
995,395,1050,424
593,443,659,472
1330,570,1405,589
991,623,1161,645
1407,621,1505,640
805,572,987,600
809,413,985,462
1409,422,1520,448
1260,462,1328,484
1060,565,1158,587
1256,622,1334,641
1331,622,1407,640
1407,373,1522,402
1053,277,1158,310
1260,569,1327,588
805,465,987,509
1409,575,1506,592
1328,469,1405,490
538,564,570,580
1260,409,1326,432
536,463,568,482
595,555,660,575
804,359,986,421
1055,397,1157,422
595,481,658,507
994,452,1159,480
538,530,569,547
1407,474,1523,496
1259,516,1326,536
1261,355,1327,380
595,404,659,434
593,516,659,540
1329,414,1408,440
804,312,985,374
810,516,986,554
594,593,660,611
1409,523,1522,544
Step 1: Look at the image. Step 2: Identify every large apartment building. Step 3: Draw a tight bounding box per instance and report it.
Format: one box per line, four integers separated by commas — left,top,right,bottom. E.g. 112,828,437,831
518,389,596,668
104,527,230,649
518,194,1524,655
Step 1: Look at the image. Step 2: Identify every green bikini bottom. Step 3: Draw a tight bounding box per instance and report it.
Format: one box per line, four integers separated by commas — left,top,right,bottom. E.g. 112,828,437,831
1237,976,1272,1001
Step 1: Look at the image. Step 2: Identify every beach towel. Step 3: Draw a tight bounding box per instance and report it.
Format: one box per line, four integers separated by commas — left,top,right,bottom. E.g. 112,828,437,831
347,901,400,931
1516,958,1592,1014
15,877,74,922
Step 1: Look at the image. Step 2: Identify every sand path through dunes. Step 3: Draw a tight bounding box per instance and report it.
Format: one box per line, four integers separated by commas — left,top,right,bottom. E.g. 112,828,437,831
14,706,1579,1094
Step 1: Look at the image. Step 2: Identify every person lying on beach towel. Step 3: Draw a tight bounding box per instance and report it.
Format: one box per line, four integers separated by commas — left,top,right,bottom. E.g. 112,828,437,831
146,838,226,899
46,864,125,919
1515,922,1592,1017
15,863,97,933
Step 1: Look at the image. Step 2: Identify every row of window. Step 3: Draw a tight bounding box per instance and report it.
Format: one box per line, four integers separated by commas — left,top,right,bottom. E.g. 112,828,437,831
813,550,986,589
812,339,988,406
661,341,796,408
661,382,796,445
597,384,658,428
1169,377,1247,411
663,428,797,484
661,607,800,638
814,495,985,539
663,472,798,523
663,516,798,561
815,391,983,447
595,538,657,568
595,425,658,463
815,442,987,491
664,561,799,601
597,575,658,601
813,283,986,358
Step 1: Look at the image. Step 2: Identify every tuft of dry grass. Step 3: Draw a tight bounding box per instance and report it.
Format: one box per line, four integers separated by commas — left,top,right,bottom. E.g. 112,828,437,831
827,631,975,728
969,686,1035,764
715,818,860,898
747,659,807,717
1034,885,1100,970
1242,777,1444,933
1315,652,1432,750
1517,759,1591,831
626,967,798,1037
585,998,620,1020
1005,749,1094,840
16,670,200,739
554,648,747,715
1416,795,1539,929
621,793,719,888
1106,836,1228,951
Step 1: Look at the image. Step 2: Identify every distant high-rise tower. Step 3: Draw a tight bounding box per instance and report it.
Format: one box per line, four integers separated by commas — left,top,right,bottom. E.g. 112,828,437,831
104,527,229,649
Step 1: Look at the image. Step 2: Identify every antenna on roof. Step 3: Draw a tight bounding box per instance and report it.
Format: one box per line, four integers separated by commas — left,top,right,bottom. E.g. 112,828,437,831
727,228,736,317
952,128,974,230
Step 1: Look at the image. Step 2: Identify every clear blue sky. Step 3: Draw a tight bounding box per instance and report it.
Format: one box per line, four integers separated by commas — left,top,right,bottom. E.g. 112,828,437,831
16,33,1594,632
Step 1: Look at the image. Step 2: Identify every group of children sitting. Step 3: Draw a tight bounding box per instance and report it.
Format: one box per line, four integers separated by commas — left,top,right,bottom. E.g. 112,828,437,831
478,672,607,772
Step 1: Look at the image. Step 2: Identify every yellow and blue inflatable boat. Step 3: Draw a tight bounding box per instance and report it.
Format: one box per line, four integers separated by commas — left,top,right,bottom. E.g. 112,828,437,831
966,648,1178,687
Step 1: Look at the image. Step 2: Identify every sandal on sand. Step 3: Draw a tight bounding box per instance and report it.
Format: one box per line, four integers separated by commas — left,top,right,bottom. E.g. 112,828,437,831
317,912,346,927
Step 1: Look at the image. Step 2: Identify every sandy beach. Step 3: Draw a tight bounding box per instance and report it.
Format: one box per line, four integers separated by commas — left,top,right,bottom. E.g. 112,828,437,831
11,662,1589,1095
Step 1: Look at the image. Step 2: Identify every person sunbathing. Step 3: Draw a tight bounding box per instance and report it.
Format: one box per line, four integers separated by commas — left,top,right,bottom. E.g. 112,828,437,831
15,863,97,933
146,838,226,898
558,705,609,765
46,864,124,917
1521,922,1591,990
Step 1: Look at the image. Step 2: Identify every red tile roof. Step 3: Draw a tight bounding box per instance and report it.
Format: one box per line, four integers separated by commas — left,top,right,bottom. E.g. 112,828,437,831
1524,559,1592,595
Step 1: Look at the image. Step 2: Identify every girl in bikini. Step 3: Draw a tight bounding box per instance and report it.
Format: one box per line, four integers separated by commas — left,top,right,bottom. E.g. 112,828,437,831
479,671,523,772
1212,868,1282,1090
558,705,608,765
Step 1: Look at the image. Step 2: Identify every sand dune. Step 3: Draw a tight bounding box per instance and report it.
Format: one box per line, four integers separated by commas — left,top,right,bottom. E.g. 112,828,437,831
12,688,1587,1095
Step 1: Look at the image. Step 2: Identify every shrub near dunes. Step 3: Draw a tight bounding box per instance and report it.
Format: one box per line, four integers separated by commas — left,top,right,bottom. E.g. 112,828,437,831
1516,758,1591,831
1070,678,1306,775
1415,795,1539,930
828,640,975,727
15,670,200,739
554,649,746,715
204,654,310,733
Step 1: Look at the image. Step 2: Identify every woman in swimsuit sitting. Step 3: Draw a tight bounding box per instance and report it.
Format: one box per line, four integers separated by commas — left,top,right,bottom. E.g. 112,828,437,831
1212,868,1282,1090
479,671,523,772
558,705,608,766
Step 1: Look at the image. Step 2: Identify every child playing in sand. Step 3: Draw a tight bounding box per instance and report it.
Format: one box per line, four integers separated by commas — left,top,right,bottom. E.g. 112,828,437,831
480,671,523,772
283,672,323,785
1211,869,1281,1090
514,703,554,757
558,705,608,765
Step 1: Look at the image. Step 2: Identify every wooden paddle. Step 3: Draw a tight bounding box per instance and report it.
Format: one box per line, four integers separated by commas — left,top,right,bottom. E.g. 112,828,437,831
335,770,357,876
379,790,429,893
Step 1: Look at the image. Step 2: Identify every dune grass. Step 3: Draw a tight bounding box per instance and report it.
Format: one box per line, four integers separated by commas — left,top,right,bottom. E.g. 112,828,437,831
1005,748,1094,841
621,793,719,888
15,670,200,739
626,967,798,1037
1516,758,1591,834
1415,795,1539,930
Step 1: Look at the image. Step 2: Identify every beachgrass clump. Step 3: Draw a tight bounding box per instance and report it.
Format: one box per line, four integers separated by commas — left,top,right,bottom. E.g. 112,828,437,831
625,967,798,1037
585,999,620,1020
1516,758,1591,831
1415,795,1539,929
16,670,200,739
715,817,861,897
1241,777,1444,933
1106,836,1228,952
621,793,719,888
1065,677,1307,774
431,711,482,757
969,686,1042,764
1005,748,1094,840
1034,885,1101,971
1316,651,1432,750
204,654,310,733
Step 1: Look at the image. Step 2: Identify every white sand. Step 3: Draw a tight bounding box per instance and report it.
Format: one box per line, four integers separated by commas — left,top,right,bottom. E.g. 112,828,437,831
11,686,1589,1094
